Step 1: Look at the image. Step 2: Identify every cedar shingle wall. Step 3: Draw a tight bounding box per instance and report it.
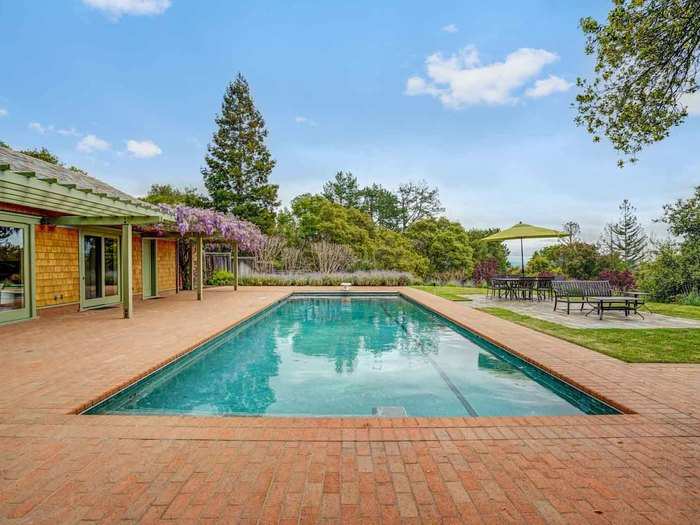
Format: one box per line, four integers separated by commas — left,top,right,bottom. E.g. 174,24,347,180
34,228,176,309
35,226,80,307
157,239,176,292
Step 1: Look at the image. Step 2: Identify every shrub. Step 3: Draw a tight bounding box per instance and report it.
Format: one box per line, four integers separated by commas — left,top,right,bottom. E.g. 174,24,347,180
473,258,499,285
237,270,420,287
207,270,236,286
598,269,636,291
678,290,700,306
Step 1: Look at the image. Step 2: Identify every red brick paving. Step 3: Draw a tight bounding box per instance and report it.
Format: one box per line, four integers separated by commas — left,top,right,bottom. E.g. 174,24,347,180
0,287,698,523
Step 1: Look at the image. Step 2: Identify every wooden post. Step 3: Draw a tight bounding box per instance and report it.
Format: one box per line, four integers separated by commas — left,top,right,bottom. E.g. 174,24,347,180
233,241,239,291
121,223,133,318
196,236,204,301
174,238,178,293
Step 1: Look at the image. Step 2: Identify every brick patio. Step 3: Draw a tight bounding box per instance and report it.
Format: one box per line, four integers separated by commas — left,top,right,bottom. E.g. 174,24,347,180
0,287,697,523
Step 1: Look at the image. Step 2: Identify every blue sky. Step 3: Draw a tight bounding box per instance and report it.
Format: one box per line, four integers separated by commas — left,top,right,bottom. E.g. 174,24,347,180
1,0,698,260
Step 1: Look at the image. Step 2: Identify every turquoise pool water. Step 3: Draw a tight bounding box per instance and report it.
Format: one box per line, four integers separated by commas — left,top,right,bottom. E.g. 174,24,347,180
87,294,618,417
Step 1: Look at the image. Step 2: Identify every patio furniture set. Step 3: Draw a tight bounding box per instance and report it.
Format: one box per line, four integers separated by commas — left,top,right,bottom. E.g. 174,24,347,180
487,277,648,320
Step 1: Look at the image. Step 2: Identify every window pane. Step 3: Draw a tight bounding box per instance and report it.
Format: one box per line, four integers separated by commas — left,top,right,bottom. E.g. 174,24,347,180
104,238,119,297
84,235,102,300
0,226,24,311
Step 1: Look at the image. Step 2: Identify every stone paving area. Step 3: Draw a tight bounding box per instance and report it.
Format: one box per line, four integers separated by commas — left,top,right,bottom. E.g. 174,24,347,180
467,294,700,329
0,287,698,523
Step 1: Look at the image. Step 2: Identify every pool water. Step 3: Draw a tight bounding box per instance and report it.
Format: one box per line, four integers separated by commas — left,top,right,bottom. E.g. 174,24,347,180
87,295,618,417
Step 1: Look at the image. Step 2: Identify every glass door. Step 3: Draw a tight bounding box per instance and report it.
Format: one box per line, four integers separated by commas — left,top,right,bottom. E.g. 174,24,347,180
80,231,120,309
0,220,30,323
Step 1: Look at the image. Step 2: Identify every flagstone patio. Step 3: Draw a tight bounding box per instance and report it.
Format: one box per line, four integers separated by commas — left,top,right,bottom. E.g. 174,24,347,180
0,287,697,523
468,293,700,329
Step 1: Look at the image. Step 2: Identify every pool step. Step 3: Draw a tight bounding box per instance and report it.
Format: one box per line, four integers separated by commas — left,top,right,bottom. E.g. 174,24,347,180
372,406,407,417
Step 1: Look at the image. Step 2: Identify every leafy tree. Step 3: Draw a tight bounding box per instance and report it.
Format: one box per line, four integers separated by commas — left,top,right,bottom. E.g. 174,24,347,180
290,194,374,260
202,73,279,233
0,140,9,148
638,242,689,300
531,242,605,279
576,0,700,166
322,171,361,208
609,199,647,267
661,185,700,241
405,217,473,277
372,229,429,276
465,228,509,271
397,180,444,231
359,183,402,230
20,147,60,165
143,184,211,208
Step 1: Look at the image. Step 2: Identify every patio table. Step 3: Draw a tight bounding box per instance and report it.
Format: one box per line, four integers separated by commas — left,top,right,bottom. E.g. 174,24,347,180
586,296,645,320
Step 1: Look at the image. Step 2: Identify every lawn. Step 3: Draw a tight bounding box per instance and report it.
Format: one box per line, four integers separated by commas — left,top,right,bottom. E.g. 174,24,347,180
647,302,700,321
478,307,700,363
411,285,487,301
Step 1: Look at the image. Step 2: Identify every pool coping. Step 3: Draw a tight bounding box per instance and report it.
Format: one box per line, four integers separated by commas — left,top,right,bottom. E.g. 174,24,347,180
75,289,632,418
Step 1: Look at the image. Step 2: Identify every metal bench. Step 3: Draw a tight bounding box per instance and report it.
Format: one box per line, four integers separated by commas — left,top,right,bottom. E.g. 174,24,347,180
552,280,613,314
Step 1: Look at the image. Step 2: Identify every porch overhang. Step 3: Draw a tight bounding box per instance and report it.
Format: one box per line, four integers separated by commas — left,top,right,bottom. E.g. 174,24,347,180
0,166,172,225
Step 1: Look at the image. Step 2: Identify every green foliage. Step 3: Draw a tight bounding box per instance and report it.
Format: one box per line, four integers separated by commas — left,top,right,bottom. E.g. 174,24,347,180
405,218,474,278
530,242,605,279
678,291,700,307
207,270,236,286
576,0,700,166
607,199,647,267
19,147,60,165
637,242,687,301
372,229,429,276
662,185,700,241
0,140,10,148
290,194,375,259
143,184,211,208
322,171,361,208
202,73,279,233
465,228,509,271
397,180,444,231
359,183,402,230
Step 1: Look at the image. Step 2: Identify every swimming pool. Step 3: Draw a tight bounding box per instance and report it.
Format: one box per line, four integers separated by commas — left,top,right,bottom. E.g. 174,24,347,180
86,294,618,417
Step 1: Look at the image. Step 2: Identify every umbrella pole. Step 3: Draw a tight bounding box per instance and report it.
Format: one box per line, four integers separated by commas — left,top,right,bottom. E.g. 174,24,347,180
520,237,525,276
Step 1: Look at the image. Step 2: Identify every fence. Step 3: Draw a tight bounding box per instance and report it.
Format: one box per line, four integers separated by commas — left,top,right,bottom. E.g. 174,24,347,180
204,252,255,281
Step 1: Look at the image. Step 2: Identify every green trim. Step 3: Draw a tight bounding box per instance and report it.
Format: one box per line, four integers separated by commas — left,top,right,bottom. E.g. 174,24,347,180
0,218,34,324
141,238,159,299
0,170,170,221
0,210,41,224
121,224,133,319
49,215,164,226
78,229,122,310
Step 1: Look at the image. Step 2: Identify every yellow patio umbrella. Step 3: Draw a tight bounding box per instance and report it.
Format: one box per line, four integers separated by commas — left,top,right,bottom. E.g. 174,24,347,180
482,222,570,275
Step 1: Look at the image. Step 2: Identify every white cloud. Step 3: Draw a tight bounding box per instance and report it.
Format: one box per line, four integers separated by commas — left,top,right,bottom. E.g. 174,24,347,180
525,75,572,98
405,45,560,108
126,139,162,158
0,108,7,117
29,122,81,136
441,24,458,33
82,0,171,18
680,91,700,116
77,134,111,153
295,116,317,126
29,122,47,134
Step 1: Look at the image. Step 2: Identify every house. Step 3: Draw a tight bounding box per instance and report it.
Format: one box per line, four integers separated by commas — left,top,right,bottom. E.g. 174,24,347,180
0,146,177,324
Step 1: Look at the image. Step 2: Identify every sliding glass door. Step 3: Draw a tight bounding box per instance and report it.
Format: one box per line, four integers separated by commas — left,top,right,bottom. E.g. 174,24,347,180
80,231,120,309
0,220,30,323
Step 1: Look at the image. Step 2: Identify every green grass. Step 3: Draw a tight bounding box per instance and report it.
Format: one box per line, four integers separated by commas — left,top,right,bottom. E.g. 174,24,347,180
412,285,487,302
647,302,700,320
478,307,700,363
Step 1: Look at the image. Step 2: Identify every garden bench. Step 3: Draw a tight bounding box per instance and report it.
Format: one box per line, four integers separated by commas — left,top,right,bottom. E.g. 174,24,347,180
552,280,612,314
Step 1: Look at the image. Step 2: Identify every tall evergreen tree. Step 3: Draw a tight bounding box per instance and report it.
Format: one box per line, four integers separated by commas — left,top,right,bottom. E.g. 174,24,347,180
202,73,279,233
610,199,647,267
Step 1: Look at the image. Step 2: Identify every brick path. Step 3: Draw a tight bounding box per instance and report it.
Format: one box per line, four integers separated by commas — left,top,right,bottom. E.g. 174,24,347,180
0,287,697,523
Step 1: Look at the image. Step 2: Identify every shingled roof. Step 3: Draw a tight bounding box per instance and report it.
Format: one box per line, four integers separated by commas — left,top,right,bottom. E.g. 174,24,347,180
0,146,137,202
